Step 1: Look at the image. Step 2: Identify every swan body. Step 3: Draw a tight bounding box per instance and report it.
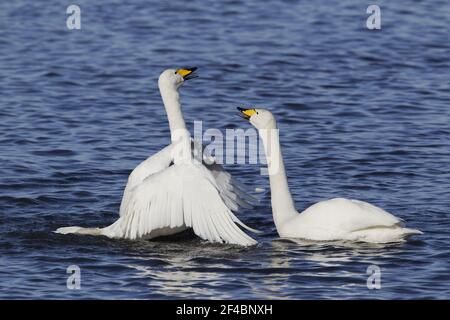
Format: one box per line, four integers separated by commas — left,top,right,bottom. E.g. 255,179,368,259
56,69,258,246
280,198,420,243
238,107,422,244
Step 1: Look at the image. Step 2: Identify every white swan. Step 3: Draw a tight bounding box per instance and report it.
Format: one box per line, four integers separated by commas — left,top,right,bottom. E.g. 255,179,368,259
55,68,259,246
238,107,422,243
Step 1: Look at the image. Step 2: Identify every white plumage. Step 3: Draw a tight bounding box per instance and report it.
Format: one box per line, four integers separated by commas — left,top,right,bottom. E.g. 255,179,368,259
280,198,420,243
103,162,256,244
56,68,258,246
238,107,422,243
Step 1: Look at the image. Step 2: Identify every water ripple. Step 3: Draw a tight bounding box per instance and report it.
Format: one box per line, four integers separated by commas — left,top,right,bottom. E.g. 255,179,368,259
0,0,449,299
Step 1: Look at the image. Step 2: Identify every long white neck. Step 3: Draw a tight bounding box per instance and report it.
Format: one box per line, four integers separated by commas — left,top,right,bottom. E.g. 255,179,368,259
259,126,297,231
159,83,191,164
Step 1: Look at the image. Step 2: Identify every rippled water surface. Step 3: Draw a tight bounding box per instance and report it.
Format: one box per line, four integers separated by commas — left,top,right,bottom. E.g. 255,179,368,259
1,0,449,299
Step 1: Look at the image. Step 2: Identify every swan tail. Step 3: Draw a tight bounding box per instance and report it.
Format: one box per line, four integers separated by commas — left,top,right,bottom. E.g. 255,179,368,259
401,228,423,237
350,225,423,243
55,226,103,236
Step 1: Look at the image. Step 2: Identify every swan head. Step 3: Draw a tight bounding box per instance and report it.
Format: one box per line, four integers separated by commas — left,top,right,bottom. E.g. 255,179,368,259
158,67,198,89
237,107,277,129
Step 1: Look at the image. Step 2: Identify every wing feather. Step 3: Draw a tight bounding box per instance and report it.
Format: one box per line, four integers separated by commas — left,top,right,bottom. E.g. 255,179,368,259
120,141,258,219
299,198,402,235
114,163,257,246
119,145,174,217
191,140,258,211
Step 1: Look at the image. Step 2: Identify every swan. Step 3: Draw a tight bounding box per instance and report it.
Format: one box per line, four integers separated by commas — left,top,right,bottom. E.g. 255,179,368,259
55,68,259,246
238,107,422,243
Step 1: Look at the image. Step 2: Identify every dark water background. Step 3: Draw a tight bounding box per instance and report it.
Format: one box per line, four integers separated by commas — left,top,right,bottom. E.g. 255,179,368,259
1,0,449,299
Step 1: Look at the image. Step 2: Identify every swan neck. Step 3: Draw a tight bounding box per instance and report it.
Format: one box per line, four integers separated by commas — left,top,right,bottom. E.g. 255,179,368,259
259,128,297,230
159,83,191,163
159,85,187,136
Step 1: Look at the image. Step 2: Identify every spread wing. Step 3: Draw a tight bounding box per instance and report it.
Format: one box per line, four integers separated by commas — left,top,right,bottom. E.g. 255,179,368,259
113,163,257,246
119,145,173,217
191,139,259,212
120,141,259,221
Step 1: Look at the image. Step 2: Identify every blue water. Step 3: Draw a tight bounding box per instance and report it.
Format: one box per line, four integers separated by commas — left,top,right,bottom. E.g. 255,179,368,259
1,0,449,299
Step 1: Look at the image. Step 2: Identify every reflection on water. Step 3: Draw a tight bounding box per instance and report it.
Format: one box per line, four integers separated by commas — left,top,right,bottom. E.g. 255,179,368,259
274,238,404,264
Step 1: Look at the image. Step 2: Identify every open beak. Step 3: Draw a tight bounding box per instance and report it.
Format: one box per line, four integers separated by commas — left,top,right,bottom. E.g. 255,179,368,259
176,67,198,80
237,107,257,120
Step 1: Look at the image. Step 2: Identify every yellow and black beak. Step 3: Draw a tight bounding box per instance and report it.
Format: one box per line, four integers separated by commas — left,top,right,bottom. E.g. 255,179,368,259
237,107,257,120
176,67,198,80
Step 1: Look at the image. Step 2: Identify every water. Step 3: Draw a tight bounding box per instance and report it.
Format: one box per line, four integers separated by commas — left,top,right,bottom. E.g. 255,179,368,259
0,0,449,299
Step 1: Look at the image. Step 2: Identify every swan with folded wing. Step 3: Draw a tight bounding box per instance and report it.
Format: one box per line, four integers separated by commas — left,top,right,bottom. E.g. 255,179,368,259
238,107,422,243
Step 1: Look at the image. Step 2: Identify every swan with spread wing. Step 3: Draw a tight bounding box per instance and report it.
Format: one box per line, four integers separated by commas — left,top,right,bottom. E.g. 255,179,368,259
55,68,259,246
